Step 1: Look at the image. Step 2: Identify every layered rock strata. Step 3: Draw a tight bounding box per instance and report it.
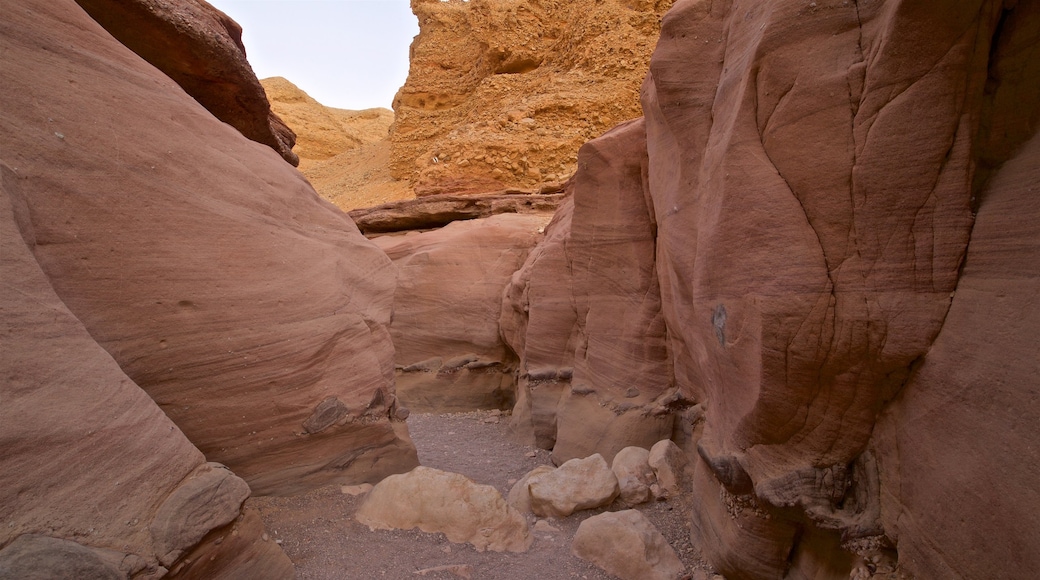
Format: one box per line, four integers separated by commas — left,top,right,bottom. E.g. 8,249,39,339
1,0,417,497
390,0,676,195
374,213,549,411
505,0,1040,577
1,171,291,577
350,189,564,235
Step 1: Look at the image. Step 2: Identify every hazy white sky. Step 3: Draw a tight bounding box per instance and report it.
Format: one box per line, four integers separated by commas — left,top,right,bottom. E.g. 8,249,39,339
207,0,418,111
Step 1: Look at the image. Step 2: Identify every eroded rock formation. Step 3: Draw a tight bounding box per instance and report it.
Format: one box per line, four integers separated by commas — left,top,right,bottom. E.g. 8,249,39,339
1,0,417,501
1,165,291,577
74,0,299,166
504,0,1040,577
374,213,550,412
390,0,675,195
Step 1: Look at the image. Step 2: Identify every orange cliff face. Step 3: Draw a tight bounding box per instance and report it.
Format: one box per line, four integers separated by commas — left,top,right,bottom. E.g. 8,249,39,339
389,0,675,196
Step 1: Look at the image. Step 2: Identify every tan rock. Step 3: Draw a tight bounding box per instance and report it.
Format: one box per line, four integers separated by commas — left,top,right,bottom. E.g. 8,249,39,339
375,214,550,412
261,77,411,211
391,0,675,195
648,440,688,498
611,446,654,507
1,0,417,496
356,467,532,552
528,454,619,518
507,465,556,514
73,0,298,165
572,510,685,580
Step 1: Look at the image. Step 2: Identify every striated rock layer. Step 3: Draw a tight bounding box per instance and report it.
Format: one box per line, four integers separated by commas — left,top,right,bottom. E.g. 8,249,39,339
1,169,292,577
390,0,675,195
375,213,549,412
506,0,1040,577
1,0,417,497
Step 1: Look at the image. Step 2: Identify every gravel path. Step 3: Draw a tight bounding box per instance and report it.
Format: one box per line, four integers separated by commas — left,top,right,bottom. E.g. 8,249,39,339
252,411,714,579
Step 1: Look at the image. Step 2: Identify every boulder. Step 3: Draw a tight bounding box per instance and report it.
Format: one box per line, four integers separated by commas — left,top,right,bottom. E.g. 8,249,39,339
356,467,532,553
572,510,686,580
506,465,556,514
374,213,550,412
73,0,299,165
648,440,688,498
1,0,417,496
611,446,655,507
528,454,619,518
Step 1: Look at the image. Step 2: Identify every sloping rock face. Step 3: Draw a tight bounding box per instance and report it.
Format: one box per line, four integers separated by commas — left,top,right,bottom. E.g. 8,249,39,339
374,213,549,411
390,0,675,195
502,119,676,463
261,77,413,210
507,0,1040,577
1,172,292,577
73,0,299,166
2,0,417,497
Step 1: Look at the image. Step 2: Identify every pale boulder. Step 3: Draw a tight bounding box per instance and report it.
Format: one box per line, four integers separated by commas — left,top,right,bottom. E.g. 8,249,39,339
611,446,655,507
572,510,686,580
648,440,689,498
507,465,555,514
528,454,619,518
356,467,531,553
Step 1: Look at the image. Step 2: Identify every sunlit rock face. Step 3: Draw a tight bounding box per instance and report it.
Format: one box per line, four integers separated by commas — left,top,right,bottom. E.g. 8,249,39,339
2,0,417,498
506,0,1040,576
390,0,675,196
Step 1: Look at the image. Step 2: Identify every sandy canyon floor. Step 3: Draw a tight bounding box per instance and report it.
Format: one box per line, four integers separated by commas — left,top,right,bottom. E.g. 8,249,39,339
253,411,717,579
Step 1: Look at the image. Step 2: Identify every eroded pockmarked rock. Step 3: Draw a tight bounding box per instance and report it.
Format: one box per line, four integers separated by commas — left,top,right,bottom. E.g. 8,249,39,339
572,510,686,580
1,0,417,496
391,0,675,195
356,467,532,552
528,454,619,518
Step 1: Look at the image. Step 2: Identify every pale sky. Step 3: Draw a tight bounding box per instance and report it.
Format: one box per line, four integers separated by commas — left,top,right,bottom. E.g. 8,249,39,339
206,0,418,111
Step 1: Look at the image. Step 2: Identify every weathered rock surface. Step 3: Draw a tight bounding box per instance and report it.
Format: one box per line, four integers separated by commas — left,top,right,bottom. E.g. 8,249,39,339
350,189,564,235
505,0,1040,577
391,0,675,195
528,454,619,518
571,510,685,580
871,129,1040,579
356,467,532,553
648,440,688,499
506,465,556,515
262,77,412,210
74,0,299,165
1,0,417,497
1,144,290,577
611,446,655,507
374,214,550,411
502,119,676,463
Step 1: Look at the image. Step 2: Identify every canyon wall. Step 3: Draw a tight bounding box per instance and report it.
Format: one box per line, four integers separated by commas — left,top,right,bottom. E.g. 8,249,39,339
390,0,675,196
1,0,417,517
505,0,1040,577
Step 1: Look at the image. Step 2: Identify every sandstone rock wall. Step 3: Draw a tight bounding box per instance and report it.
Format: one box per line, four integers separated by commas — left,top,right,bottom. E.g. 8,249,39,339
1,161,291,578
74,0,299,166
390,0,675,196
2,0,417,497
505,0,1040,577
374,213,549,412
